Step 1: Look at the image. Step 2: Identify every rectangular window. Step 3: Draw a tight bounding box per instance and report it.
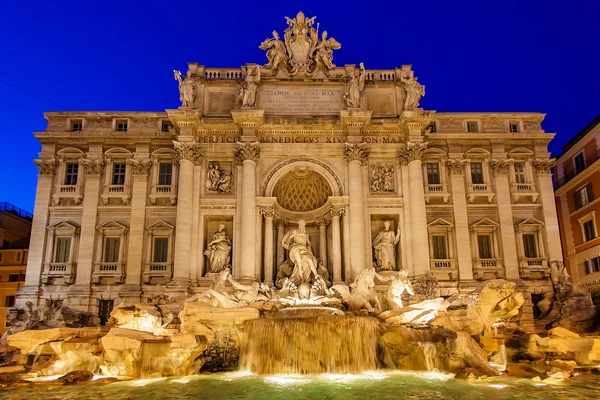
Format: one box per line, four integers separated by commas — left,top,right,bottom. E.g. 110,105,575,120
427,122,437,133
477,235,493,259
574,152,586,174
584,220,596,242
153,237,169,263
432,235,447,259
585,257,600,274
70,120,83,132
54,237,71,263
4,296,15,307
158,163,173,186
15,252,21,262
115,120,128,132
471,162,484,184
574,184,593,209
514,162,526,184
466,121,479,133
426,162,440,185
161,121,173,132
8,274,19,282
112,163,126,185
509,123,519,133
103,237,120,263
522,234,538,258
64,162,79,185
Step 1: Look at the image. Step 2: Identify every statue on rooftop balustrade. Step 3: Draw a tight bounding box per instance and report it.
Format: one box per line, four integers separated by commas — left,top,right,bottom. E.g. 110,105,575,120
344,62,365,109
173,69,196,108
401,70,425,110
239,65,261,107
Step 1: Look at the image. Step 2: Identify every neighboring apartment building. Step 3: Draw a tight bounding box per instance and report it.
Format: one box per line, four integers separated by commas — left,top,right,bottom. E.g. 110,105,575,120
555,116,600,304
0,202,31,332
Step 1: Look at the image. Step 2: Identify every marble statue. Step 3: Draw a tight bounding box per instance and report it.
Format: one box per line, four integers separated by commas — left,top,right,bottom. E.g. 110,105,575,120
203,224,232,273
370,163,395,193
239,65,261,107
383,269,415,310
401,72,425,110
332,268,384,313
284,11,317,69
206,162,233,193
313,31,341,70
281,219,320,286
259,31,288,70
173,70,196,108
344,62,365,109
372,221,400,271
228,276,270,307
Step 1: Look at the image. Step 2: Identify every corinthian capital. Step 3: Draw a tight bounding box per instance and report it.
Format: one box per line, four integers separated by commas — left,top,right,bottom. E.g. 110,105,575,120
344,143,368,165
128,158,152,175
330,206,345,218
533,158,554,175
489,159,511,176
235,142,260,164
398,142,427,165
446,159,467,175
81,158,105,175
174,141,204,165
34,158,57,175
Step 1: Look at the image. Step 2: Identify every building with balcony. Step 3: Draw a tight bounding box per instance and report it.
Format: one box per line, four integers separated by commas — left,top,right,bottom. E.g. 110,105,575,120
17,13,562,325
0,202,31,332
554,115,600,303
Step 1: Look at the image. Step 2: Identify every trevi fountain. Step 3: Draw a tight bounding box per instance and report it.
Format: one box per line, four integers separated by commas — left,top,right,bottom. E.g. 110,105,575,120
1,11,599,400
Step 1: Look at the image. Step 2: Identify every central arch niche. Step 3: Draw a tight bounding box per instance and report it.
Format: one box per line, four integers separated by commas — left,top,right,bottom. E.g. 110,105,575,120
273,167,333,212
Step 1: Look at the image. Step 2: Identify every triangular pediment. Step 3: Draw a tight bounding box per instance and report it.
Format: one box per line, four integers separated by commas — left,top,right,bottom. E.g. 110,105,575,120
428,218,454,227
96,220,128,233
146,221,175,232
471,218,499,228
516,217,544,227
47,221,79,232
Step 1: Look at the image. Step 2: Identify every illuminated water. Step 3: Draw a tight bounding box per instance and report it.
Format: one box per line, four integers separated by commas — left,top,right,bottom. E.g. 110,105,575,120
1,371,599,399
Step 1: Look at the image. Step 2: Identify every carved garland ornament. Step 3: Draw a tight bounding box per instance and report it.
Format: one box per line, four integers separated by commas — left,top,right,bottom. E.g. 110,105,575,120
127,159,152,175
398,142,427,165
489,159,511,176
533,159,554,174
174,141,204,165
344,143,369,165
34,158,57,175
235,142,261,163
81,158,105,175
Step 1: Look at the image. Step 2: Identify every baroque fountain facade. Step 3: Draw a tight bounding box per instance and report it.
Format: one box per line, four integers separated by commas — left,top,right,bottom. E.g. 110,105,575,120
2,11,599,387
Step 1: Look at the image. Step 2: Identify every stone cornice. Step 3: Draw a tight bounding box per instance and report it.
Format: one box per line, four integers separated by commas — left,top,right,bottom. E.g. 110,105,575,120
231,109,265,129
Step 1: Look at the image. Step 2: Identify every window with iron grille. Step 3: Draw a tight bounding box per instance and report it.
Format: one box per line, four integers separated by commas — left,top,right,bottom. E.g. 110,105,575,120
432,235,447,259
466,121,479,133
522,234,538,258
427,162,440,185
158,163,172,185
115,120,128,132
104,237,120,262
153,237,169,263
574,184,593,209
471,162,484,184
112,163,126,185
54,237,71,263
477,235,493,259
64,163,78,185
70,120,83,132
98,299,114,326
509,123,519,133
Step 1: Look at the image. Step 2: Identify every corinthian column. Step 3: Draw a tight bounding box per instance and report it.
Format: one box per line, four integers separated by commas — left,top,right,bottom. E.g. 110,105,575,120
533,160,562,263
235,142,260,280
330,207,344,283
344,143,368,279
125,158,152,289
447,159,473,281
318,219,329,270
262,207,274,286
276,219,286,269
399,142,430,277
172,141,204,287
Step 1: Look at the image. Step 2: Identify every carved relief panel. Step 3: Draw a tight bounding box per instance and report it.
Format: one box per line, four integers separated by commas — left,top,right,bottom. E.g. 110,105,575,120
369,161,396,194
205,161,234,195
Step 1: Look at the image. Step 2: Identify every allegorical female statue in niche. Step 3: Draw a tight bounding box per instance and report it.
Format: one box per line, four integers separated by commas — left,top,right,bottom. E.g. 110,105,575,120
204,224,232,273
372,220,400,271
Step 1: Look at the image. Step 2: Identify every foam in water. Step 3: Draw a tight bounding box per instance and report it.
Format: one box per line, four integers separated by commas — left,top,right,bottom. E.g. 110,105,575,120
240,314,380,374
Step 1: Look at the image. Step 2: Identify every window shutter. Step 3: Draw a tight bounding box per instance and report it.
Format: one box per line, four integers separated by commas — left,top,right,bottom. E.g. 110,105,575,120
586,183,594,202
574,191,582,209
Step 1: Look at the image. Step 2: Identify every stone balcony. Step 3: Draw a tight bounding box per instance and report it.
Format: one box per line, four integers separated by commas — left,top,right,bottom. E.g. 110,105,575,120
101,184,131,205
149,184,177,205
41,262,76,285
92,262,125,284
52,184,83,206
518,257,550,279
143,262,172,285
472,258,505,280
511,183,539,202
424,184,450,203
467,183,495,203
429,259,458,280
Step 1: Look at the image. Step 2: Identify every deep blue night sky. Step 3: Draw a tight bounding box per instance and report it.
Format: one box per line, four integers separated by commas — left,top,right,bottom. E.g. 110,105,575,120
1,0,598,212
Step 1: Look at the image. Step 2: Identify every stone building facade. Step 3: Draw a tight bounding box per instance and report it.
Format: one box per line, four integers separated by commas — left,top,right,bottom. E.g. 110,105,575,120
18,13,562,320
554,115,600,304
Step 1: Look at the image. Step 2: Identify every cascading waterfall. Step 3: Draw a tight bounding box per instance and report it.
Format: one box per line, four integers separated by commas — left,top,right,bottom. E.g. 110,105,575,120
239,314,381,374
418,342,438,371
139,341,172,378
489,344,508,371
